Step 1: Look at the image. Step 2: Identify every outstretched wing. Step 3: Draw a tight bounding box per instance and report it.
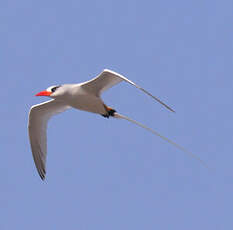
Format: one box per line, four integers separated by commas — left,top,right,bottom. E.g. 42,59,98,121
81,69,175,112
28,99,70,180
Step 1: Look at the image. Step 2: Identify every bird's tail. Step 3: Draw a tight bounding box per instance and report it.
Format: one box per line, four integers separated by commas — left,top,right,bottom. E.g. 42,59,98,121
113,112,210,170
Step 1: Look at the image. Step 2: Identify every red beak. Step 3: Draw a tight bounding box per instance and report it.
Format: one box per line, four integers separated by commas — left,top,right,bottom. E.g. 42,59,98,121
35,91,52,96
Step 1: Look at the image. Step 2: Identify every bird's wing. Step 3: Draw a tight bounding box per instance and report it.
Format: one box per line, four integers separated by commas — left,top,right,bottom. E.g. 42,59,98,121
28,99,70,180
81,69,175,112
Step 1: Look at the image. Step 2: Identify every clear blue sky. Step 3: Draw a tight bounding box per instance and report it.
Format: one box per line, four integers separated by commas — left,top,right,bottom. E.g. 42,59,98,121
1,0,233,229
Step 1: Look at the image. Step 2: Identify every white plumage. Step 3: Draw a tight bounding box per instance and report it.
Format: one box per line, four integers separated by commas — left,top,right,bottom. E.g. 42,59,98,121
29,69,205,180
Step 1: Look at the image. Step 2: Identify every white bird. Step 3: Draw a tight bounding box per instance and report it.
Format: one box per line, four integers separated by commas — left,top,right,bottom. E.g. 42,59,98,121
28,69,207,180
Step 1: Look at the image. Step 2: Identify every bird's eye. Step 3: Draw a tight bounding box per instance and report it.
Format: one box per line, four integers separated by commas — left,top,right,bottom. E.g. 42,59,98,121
51,86,60,93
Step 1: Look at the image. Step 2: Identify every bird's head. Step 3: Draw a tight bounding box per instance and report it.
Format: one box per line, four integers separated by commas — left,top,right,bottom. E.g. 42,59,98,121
35,85,62,98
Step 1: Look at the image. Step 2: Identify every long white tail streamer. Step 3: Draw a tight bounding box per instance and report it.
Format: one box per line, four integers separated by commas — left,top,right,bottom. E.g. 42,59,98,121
113,112,210,170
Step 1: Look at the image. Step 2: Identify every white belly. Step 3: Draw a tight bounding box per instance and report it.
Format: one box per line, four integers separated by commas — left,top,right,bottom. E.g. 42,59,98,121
67,87,107,115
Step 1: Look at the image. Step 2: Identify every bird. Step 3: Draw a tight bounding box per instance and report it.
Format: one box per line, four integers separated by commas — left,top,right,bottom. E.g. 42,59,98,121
28,69,207,180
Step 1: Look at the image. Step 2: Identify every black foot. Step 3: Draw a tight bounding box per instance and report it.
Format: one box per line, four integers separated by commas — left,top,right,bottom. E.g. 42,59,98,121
102,109,116,118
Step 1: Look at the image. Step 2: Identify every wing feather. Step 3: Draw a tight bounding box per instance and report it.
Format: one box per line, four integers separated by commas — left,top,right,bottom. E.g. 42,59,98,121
28,99,70,180
81,69,175,112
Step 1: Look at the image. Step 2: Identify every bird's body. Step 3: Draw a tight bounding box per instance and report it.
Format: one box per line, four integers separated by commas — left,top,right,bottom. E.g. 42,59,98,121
28,69,206,180
55,84,108,115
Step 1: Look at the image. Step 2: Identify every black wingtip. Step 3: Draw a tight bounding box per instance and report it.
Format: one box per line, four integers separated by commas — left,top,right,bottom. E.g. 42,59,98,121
39,174,45,181
38,170,46,181
169,107,176,113
138,87,175,113
158,100,175,113
160,103,175,113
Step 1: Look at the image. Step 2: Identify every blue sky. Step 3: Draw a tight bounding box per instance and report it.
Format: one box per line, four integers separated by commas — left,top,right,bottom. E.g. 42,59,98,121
1,0,233,229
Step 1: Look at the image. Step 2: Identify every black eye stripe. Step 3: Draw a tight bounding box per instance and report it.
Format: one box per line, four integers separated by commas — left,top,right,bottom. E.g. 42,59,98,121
51,86,60,92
